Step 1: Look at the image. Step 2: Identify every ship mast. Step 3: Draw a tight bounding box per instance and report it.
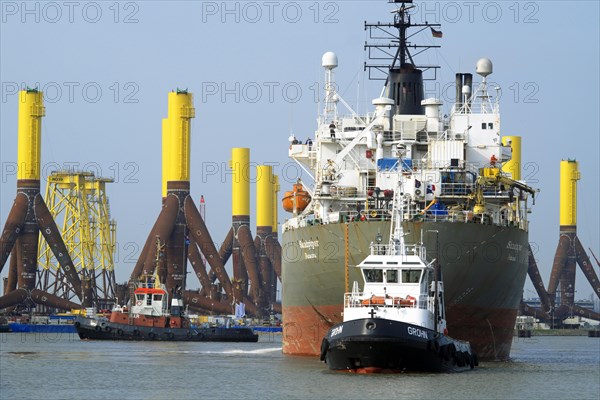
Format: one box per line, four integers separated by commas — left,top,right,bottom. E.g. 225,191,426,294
364,0,442,115
364,0,441,79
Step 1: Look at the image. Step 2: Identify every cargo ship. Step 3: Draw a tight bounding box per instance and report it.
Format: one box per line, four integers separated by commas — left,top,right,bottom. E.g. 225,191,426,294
281,0,536,360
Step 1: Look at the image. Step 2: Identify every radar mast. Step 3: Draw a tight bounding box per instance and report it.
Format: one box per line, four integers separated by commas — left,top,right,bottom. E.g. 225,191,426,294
364,0,442,115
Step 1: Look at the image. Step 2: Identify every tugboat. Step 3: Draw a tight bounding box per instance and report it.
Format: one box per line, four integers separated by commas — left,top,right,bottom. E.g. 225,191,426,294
75,274,258,342
320,178,477,373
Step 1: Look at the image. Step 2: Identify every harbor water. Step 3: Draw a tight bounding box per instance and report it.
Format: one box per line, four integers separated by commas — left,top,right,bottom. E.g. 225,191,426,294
1,333,598,399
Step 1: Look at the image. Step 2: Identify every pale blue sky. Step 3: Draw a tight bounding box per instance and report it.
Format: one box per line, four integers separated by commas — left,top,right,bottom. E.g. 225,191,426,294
1,1,598,299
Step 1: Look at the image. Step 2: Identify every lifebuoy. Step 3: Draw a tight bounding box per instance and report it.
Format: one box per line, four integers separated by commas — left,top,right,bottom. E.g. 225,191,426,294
132,329,140,336
186,331,193,339
136,300,142,306
117,329,124,336
94,325,101,332
104,326,112,333
148,332,156,339
415,189,422,196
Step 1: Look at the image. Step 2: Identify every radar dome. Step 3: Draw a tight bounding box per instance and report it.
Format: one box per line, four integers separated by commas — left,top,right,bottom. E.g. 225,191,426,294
322,52,338,69
476,58,493,77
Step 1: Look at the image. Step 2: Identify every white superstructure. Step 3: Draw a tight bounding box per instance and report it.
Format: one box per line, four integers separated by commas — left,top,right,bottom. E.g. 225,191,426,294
284,53,535,232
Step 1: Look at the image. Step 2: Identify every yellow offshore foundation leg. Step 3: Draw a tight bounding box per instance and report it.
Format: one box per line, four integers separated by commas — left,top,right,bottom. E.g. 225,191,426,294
256,165,275,308
17,89,45,181
162,90,195,197
231,147,251,217
256,165,274,229
559,159,580,231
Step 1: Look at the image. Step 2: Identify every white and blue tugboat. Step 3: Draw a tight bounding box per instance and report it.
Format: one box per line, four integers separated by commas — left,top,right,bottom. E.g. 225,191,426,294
321,177,477,373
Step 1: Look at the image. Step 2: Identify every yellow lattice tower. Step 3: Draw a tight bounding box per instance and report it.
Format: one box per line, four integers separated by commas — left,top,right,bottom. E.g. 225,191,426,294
37,171,117,307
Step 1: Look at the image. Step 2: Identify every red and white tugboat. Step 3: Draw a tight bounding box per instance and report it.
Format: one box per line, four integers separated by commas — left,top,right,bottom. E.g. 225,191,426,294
75,277,258,342
320,177,477,372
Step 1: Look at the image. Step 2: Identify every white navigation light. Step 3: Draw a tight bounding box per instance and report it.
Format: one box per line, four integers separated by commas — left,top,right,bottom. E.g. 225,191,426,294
322,52,338,70
476,58,493,77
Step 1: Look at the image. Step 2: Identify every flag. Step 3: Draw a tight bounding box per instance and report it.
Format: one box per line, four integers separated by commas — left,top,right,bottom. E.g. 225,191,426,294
431,27,443,38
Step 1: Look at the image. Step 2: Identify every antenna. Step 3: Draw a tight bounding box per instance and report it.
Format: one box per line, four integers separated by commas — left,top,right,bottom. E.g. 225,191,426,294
322,51,339,121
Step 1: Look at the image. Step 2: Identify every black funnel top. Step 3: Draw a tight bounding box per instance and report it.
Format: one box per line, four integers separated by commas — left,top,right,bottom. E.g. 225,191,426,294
386,64,425,115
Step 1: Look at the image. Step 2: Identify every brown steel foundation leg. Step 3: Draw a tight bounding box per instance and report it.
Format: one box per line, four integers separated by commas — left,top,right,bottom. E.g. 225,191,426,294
188,238,211,291
258,255,272,310
547,234,570,301
237,225,261,302
527,244,553,313
272,302,282,314
6,245,18,294
166,221,186,298
34,194,82,299
0,193,28,272
559,259,576,306
232,246,243,303
184,291,232,315
184,196,233,297
519,300,550,320
142,194,179,276
265,236,282,280
0,288,29,309
570,304,600,320
574,237,600,299
31,289,81,310
130,224,157,280
219,227,233,265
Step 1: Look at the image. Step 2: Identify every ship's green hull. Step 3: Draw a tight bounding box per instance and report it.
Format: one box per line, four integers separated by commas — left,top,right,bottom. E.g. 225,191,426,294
281,220,529,360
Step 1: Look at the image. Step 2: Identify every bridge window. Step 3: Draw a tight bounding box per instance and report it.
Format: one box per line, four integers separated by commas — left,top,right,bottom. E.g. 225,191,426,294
364,269,383,283
402,270,422,283
153,294,163,302
386,269,398,283
135,294,144,302
146,295,152,306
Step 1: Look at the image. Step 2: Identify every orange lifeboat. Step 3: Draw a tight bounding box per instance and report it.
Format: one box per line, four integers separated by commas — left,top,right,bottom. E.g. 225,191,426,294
282,183,311,213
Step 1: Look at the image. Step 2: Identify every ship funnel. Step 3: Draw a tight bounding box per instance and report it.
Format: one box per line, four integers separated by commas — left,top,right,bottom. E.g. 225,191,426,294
386,65,425,115
455,73,473,110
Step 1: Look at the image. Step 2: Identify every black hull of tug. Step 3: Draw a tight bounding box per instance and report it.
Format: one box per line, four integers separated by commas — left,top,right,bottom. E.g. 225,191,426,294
75,317,259,342
322,319,476,373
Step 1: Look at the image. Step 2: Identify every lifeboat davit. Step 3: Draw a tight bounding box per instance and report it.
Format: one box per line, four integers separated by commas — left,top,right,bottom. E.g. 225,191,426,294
282,183,311,213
